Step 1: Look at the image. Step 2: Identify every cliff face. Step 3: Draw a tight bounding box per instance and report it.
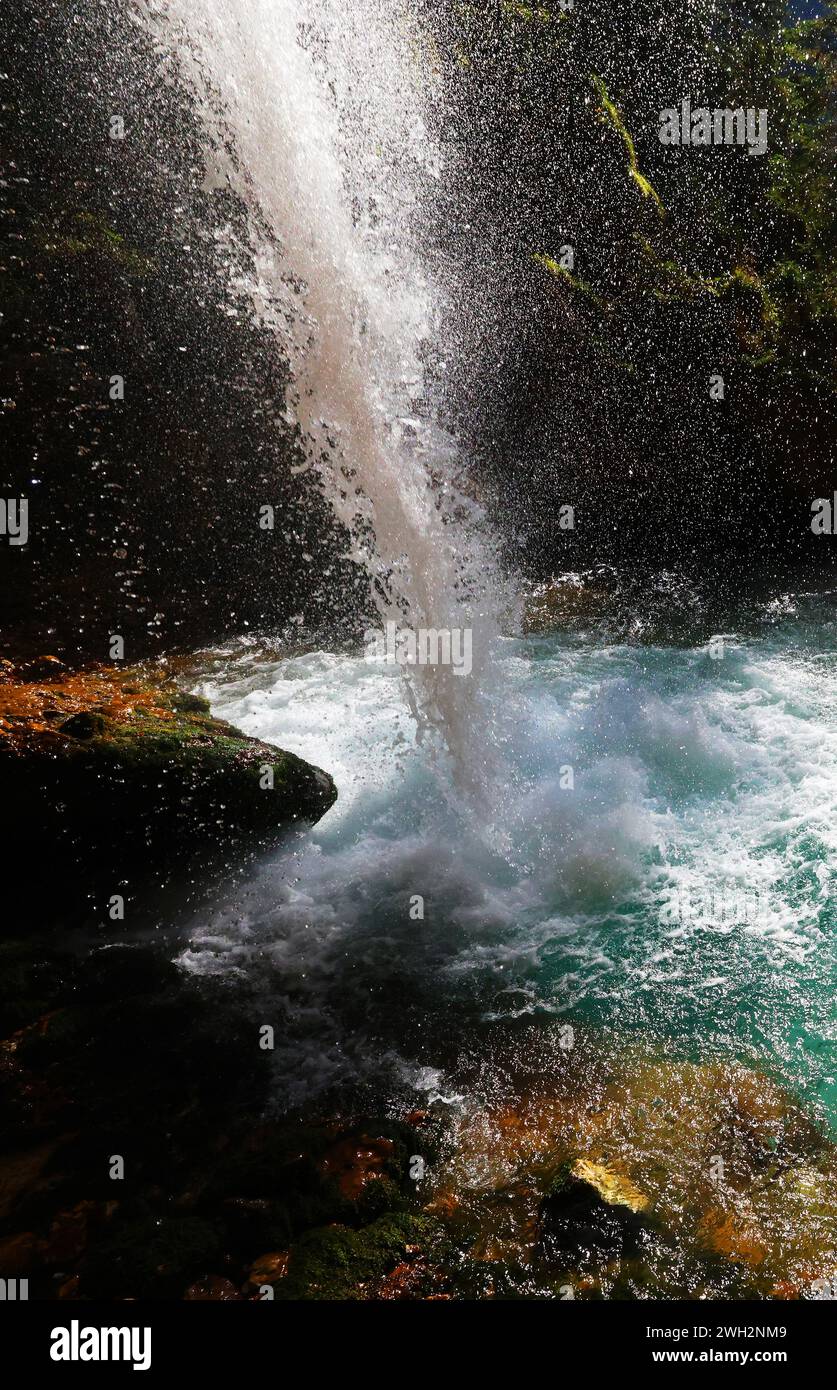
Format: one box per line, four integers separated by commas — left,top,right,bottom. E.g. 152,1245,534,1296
1,1,368,667
419,0,837,583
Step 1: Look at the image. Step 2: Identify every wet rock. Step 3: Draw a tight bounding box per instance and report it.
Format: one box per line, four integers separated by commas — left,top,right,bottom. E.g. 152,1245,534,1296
68,945,180,1006
184,1275,243,1301
201,1118,418,1261
404,1110,430,1128
59,710,108,739
319,1135,396,1201
276,1213,445,1301
0,664,337,902
375,1260,427,1299
245,1251,289,1291
0,1230,46,1274
539,1160,653,1265
522,569,718,644
170,692,211,715
18,655,67,683
569,1159,650,1214
523,576,613,634
573,1057,835,1286
427,1036,837,1297
696,1205,769,1268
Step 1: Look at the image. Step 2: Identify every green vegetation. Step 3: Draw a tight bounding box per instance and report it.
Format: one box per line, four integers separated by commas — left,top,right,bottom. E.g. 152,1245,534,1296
30,210,154,276
277,1213,445,1300
532,252,610,311
590,74,666,218
434,0,836,396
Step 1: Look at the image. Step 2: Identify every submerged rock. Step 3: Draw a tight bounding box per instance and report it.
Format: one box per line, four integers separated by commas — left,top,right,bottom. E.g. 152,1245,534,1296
319,1135,398,1202
0,662,336,892
58,710,108,740
522,568,719,644
245,1251,290,1293
523,574,614,634
427,1031,837,1298
539,1160,654,1267
569,1159,650,1215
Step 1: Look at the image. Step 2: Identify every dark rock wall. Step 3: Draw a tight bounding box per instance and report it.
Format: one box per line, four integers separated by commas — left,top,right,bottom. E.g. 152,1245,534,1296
419,1,837,588
1,0,366,666
2,2,835,665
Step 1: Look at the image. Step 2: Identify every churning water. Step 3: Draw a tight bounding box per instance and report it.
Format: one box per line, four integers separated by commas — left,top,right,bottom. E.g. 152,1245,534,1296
182,587,837,1129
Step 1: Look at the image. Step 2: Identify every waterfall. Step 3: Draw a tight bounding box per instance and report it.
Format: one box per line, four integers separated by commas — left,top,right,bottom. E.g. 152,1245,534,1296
139,0,510,794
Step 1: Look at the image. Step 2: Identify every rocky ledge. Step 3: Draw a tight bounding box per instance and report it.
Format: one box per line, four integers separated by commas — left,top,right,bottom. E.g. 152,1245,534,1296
0,658,336,889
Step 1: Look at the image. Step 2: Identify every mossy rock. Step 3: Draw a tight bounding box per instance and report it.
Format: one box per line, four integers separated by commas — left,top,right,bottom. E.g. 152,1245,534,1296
276,1212,445,1300
0,663,336,890
202,1120,418,1256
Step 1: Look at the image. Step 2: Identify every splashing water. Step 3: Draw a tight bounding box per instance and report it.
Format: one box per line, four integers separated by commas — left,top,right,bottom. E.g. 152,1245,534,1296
141,0,508,793
180,588,837,1126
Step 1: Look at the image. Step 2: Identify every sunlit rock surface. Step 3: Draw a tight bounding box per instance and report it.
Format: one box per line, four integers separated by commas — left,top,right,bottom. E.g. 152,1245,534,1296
0,662,337,891
427,1035,837,1299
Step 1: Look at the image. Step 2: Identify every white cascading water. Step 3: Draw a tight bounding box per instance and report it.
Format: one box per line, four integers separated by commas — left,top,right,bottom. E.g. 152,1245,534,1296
139,0,508,797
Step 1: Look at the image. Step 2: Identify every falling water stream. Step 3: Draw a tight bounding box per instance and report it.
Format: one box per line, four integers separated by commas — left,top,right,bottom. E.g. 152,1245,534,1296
141,0,506,793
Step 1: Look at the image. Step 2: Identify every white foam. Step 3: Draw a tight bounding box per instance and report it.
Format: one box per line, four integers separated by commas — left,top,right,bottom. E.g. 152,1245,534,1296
179,623,837,1113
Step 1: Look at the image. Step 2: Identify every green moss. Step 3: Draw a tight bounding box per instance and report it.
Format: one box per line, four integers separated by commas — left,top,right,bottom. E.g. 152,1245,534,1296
633,237,784,359
533,253,611,311
276,1213,444,1300
635,237,728,302
544,1157,579,1198
712,11,837,387
31,211,154,276
169,692,212,716
590,75,666,219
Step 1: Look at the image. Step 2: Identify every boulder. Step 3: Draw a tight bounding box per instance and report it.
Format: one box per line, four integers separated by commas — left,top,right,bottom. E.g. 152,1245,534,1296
0,663,336,903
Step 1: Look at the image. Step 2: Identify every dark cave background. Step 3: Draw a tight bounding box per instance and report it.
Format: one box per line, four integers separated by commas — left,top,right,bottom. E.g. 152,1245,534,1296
2,0,835,666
